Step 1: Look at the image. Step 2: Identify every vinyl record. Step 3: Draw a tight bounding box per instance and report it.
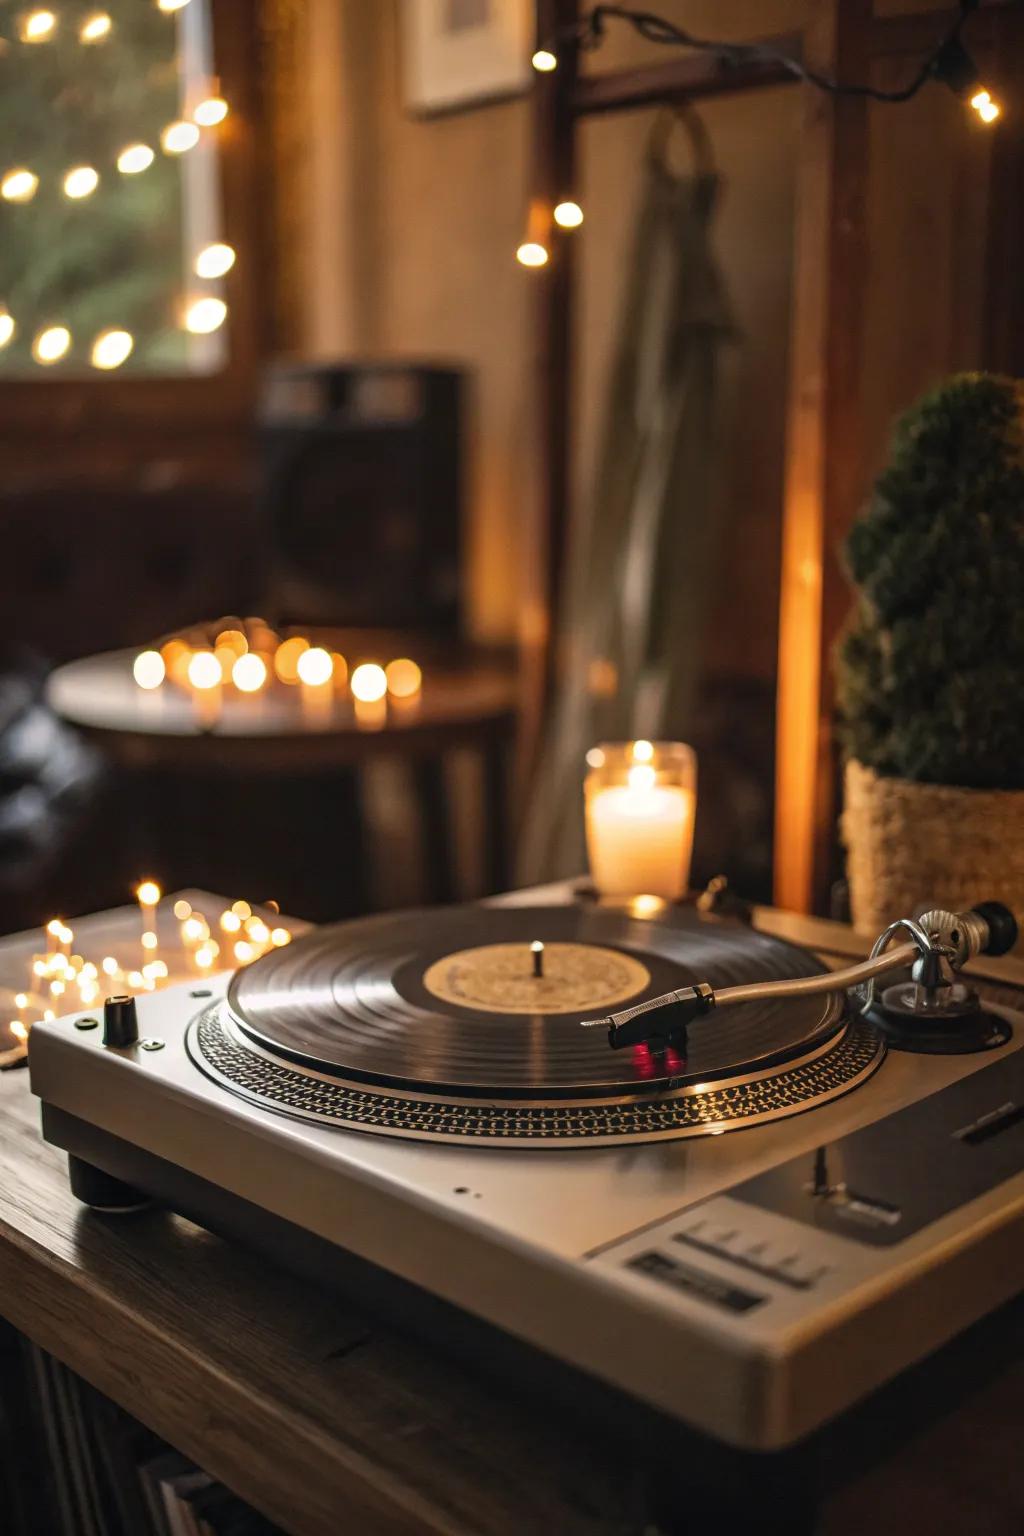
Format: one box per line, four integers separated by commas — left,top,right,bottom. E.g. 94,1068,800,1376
227,904,844,1098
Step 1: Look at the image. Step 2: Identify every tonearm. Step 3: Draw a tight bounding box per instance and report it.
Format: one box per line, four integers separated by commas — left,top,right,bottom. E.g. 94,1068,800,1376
584,902,1018,1056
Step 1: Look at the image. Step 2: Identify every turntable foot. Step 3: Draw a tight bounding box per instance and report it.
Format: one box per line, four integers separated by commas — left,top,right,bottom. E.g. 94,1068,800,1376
68,1155,154,1213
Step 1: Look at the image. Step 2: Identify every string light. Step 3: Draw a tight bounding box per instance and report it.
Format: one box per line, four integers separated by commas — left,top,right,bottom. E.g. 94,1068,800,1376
161,121,200,154
533,3,1004,130
517,241,549,268
133,650,166,689
80,13,112,42
194,242,236,279
193,97,229,127
63,166,100,199
32,326,71,365
20,10,56,42
970,87,1000,123
554,200,584,229
184,296,227,334
117,144,155,174
2,169,39,203
91,329,134,369
0,311,14,349
351,663,387,703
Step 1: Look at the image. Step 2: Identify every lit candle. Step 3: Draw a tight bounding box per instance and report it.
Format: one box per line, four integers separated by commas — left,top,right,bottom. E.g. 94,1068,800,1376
584,742,696,901
296,646,334,723
385,658,422,708
188,649,222,729
351,662,387,729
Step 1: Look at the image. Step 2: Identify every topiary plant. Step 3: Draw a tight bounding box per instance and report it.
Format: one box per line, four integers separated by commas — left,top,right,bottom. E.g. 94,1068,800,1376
836,372,1024,791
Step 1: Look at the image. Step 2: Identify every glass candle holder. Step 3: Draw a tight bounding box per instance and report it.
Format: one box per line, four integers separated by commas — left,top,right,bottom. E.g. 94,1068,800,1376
584,741,697,901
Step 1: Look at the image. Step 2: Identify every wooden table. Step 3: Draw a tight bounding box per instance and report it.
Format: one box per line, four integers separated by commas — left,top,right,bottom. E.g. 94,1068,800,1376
47,646,518,912
1,901,1022,1535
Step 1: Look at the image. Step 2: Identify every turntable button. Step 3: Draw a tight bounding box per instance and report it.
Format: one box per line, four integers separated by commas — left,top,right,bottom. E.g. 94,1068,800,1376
103,994,139,1049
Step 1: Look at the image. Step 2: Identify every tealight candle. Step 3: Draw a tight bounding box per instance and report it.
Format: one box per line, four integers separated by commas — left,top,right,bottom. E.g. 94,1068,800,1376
584,741,696,901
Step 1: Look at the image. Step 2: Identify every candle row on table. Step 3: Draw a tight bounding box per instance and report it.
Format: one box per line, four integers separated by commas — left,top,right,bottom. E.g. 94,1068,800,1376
133,626,423,723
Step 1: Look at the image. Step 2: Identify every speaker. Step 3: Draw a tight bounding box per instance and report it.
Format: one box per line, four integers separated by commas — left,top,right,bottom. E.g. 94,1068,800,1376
259,363,463,632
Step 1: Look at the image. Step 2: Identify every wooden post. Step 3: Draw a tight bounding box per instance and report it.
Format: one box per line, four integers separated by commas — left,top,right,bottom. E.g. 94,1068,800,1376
982,5,1024,375
517,0,579,797
773,0,871,915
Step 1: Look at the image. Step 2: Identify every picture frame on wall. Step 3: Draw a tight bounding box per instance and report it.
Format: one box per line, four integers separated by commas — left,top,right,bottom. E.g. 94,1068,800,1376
401,0,532,114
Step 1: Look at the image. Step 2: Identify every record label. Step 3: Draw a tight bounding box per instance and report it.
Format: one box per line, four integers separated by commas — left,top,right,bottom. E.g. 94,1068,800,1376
421,942,650,1015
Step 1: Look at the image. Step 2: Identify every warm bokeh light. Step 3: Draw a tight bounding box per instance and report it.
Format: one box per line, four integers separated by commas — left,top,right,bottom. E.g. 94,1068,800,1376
554,200,584,229
516,241,549,268
20,10,56,42
80,12,112,42
11,1021,28,1044
161,638,193,687
193,96,229,126
385,658,422,699
234,940,255,964
0,311,15,349
117,143,155,174
232,653,267,693
195,944,215,969
173,899,192,920
91,328,134,369
132,650,165,690
274,635,309,684
351,663,387,703
330,652,348,688
2,169,39,202
978,98,1000,123
532,48,557,71
220,910,241,933
158,0,192,10
63,166,99,199
195,241,236,278
271,927,291,947
296,646,333,686
215,628,247,657
136,880,161,906
184,296,227,334
32,325,71,364
246,917,270,944
161,120,200,154
231,900,251,919
632,739,654,763
187,650,221,690
141,930,158,951
182,915,209,943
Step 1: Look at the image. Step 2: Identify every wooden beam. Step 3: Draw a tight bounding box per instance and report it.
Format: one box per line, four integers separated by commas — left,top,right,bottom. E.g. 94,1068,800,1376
518,0,580,797
981,5,1024,375
572,39,800,118
774,0,872,915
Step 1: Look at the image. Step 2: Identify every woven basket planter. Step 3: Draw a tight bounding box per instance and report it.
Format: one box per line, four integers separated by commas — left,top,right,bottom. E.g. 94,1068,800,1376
842,759,1024,940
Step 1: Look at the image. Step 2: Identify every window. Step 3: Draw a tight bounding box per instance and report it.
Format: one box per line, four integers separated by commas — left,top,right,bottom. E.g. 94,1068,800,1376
0,0,232,377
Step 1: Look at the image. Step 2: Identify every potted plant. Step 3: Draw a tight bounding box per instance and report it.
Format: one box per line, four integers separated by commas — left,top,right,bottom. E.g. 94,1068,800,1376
837,372,1024,935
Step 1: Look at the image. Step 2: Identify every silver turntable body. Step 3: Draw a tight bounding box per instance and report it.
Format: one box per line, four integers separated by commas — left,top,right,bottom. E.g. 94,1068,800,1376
27,893,1024,1452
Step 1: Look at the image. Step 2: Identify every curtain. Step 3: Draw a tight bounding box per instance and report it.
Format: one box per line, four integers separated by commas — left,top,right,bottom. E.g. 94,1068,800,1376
519,111,736,883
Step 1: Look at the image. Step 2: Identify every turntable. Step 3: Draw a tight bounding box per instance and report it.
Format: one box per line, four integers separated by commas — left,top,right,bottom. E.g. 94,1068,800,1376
28,892,1024,1450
